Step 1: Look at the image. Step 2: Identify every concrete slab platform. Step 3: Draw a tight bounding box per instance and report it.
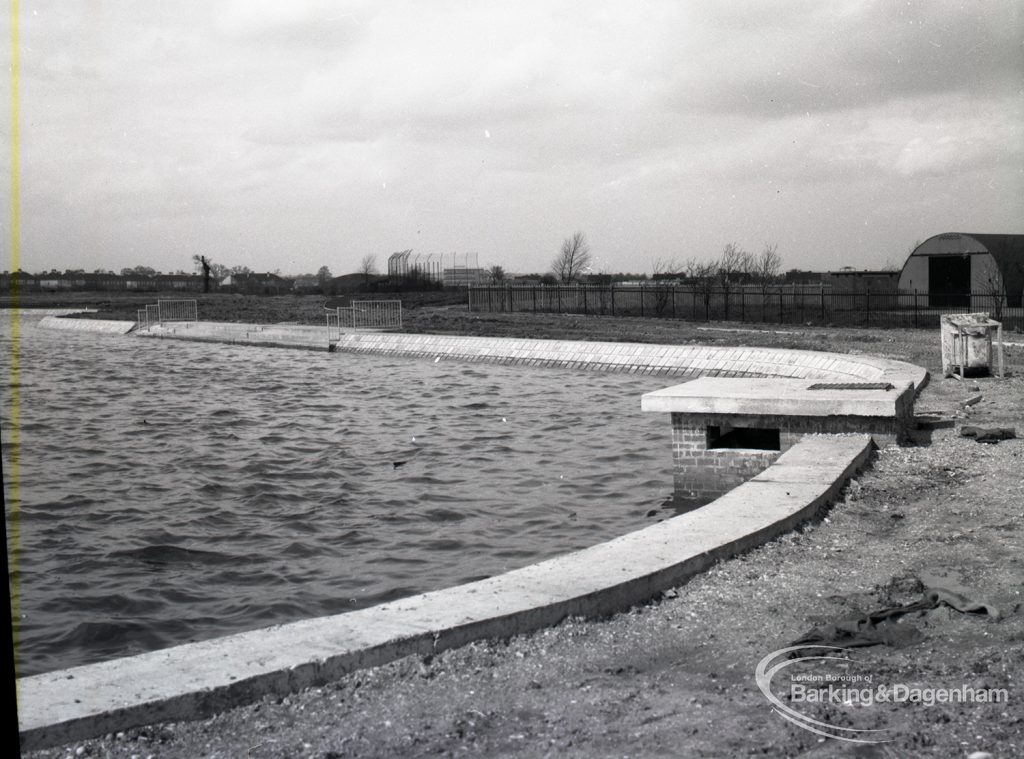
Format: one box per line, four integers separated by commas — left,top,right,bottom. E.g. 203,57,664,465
641,377,915,418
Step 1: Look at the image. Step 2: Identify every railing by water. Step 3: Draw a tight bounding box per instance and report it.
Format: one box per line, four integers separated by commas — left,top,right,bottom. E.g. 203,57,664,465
467,285,1023,330
326,299,403,341
136,299,198,330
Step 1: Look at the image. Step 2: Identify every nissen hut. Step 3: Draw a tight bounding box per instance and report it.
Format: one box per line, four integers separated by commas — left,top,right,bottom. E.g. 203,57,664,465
897,232,1024,309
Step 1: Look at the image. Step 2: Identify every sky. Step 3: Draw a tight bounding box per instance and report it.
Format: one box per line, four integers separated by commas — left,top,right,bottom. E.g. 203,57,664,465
3,0,1022,277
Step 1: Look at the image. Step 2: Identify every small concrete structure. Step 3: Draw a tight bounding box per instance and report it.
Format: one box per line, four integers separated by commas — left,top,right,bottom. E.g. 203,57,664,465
642,378,915,502
940,313,1005,379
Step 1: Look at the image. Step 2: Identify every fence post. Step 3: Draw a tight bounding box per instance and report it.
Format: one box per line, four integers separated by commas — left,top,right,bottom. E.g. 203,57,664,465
640,286,645,318
610,285,616,316
820,283,825,323
778,290,783,323
671,287,676,320
583,287,588,315
865,292,870,327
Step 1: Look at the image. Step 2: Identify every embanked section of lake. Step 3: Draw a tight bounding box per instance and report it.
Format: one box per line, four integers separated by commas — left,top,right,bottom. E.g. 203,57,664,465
2,314,673,676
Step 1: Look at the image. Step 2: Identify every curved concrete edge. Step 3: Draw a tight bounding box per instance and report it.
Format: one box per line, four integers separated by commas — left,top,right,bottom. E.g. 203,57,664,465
331,332,929,393
134,322,331,352
138,332,330,352
127,323,929,392
0,308,99,317
37,315,137,334
17,434,874,751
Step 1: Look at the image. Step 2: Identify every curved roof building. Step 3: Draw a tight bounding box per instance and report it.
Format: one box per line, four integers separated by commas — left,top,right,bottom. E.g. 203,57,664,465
898,233,1024,308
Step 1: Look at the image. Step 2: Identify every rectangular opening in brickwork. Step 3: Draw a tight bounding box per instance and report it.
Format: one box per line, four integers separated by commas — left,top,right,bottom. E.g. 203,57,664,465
706,425,780,450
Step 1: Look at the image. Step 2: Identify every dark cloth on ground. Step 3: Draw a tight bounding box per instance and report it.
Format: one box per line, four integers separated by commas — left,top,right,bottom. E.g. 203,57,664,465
791,581,1001,654
960,425,1017,443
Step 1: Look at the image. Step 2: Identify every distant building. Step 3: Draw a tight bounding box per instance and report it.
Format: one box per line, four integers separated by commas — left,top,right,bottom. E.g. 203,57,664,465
897,233,1024,308
0,271,39,293
782,269,824,285
443,267,487,286
219,272,293,295
824,269,899,294
154,273,205,291
292,275,321,294
324,272,387,294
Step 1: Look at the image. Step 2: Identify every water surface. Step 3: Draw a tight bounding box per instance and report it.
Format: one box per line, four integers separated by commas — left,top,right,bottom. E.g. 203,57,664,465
1,313,675,675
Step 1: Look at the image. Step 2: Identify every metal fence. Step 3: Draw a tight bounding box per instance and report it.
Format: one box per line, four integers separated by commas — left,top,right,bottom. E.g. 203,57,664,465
158,299,198,323
349,300,402,330
326,299,403,340
467,285,1023,330
136,299,197,330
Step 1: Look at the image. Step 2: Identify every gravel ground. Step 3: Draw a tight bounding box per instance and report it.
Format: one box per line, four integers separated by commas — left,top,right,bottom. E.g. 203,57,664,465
14,301,1024,758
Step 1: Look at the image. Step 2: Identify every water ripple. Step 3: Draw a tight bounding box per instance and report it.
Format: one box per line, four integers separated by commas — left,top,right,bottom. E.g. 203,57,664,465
2,313,673,676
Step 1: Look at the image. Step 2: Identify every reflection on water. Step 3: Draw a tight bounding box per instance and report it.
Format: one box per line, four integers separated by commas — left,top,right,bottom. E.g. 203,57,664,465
2,313,674,675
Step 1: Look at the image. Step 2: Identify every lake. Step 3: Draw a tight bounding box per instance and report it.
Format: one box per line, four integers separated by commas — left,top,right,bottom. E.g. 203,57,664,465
1,312,675,676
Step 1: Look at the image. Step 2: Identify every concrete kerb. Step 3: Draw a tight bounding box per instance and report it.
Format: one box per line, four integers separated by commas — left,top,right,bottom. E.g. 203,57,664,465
17,329,926,749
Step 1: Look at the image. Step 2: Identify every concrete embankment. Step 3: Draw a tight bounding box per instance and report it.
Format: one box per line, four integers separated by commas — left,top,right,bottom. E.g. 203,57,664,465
18,434,874,750
37,315,136,334
331,332,928,390
4,308,99,317
126,322,929,391
135,321,330,351
15,320,929,749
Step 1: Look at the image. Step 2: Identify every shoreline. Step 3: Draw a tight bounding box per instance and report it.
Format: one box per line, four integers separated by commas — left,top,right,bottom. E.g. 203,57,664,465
8,301,1024,757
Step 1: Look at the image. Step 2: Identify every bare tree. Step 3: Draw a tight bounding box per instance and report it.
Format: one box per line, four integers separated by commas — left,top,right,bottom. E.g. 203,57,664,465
683,257,719,320
651,257,680,280
715,243,751,320
752,243,782,293
978,263,1007,320
359,254,378,287
192,254,212,292
552,231,592,284
489,265,506,282
717,243,751,285
650,257,681,316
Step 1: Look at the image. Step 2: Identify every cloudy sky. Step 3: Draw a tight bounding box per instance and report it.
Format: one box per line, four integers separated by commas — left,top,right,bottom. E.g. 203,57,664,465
5,1,1022,277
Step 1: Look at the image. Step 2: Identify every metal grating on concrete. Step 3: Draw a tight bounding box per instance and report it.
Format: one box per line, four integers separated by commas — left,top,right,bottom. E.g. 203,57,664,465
806,382,895,391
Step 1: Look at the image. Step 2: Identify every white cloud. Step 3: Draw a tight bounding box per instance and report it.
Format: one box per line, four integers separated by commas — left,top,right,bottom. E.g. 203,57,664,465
8,0,1023,276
